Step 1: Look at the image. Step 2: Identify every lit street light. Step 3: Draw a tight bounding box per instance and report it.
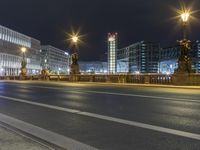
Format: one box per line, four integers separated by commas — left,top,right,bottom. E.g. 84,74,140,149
181,10,190,40
21,47,26,53
72,36,79,44
175,8,195,74
20,47,27,77
21,47,26,63
181,12,190,23
69,33,80,75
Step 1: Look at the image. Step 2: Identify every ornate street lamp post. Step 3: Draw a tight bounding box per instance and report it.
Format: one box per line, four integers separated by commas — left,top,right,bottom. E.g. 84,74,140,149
175,10,195,73
70,35,80,75
20,47,27,77
181,12,190,40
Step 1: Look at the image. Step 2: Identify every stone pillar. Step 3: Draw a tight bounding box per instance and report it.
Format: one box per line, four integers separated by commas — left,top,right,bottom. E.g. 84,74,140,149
172,73,199,86
70,53,80,75
144,75,150,84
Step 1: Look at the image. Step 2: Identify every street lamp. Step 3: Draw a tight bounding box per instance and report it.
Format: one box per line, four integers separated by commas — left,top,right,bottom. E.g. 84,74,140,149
72,36,79,44
20,47,27,77
175,9,195,74
181,11,190,40
21,47,26,60
69,34,80,75
181,12,190,22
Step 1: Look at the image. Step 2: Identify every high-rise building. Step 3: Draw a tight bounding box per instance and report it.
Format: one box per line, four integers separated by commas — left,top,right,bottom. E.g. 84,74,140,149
108,33,117,74
0,25,41,76
117,41,160,73
40,45,70,74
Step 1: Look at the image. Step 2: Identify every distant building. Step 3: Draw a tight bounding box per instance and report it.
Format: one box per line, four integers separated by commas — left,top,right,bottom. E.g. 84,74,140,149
79,61,107,74
108,33,118,74
0,25,41,76
40,45,70,74
159,41,200,74
117,41,160,73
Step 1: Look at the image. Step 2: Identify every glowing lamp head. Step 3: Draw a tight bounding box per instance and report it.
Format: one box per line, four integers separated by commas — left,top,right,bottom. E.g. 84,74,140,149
21,47,27,53
181,12,190,22
72,36,78,43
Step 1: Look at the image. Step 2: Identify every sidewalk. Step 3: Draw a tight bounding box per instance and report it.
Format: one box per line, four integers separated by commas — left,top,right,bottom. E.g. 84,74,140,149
0,125,52,150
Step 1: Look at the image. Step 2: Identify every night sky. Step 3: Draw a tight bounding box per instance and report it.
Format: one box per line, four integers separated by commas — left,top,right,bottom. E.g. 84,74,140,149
1,0,200,61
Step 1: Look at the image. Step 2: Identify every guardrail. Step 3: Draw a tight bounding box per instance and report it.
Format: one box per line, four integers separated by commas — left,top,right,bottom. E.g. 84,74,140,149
1,74,200,85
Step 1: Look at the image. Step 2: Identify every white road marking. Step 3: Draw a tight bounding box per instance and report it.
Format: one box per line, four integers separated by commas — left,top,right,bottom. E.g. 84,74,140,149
0,95,200,141
80,90,200,103
0,113,98,150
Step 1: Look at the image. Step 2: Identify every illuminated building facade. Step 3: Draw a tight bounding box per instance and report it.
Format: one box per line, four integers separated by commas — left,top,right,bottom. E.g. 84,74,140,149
159,46,179,74
41,45,70,74
108,33,117,74
79,61,107,74
191,41,200,73
0,25,41,76
159,41,200,74
117,41,160,73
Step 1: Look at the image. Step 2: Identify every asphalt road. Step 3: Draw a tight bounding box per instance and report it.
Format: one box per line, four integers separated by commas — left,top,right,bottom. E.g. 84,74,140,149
0,81,200,150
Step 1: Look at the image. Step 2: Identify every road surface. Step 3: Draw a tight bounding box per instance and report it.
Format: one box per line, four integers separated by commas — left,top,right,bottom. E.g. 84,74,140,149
0,81,200,150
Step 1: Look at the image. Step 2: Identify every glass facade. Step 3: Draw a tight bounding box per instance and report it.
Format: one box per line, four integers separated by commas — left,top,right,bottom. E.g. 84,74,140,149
192,42,200,73
117,59,129,73
0,25,31,48
159,41,200,74
108,33,117,74
41,45,70,75
159,60,178,74
79,61,107,74
0,25,41,76
117,41,160,73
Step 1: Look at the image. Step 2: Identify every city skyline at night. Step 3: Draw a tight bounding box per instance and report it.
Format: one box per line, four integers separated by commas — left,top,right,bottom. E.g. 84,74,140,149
1,1,200,149
1,0,200,61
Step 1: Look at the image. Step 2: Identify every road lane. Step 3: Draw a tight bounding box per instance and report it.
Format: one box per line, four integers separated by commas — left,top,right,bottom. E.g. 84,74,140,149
0,81,200,149
1,94,200,140
0,97,200,150
1,81,200,100
1,81,200,134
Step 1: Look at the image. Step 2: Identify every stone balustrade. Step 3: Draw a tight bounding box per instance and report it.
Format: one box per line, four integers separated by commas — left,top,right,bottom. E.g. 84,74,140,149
1,73,200,86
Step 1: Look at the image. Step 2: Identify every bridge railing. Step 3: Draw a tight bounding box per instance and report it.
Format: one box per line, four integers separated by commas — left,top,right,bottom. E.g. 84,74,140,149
46,74,173,85
1,73,200,85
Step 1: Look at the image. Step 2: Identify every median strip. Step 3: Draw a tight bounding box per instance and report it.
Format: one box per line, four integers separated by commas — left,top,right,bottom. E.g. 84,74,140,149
0,95,200,141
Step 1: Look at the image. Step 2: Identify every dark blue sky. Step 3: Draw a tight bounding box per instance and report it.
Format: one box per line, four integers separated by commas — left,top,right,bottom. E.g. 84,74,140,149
1,0,200,61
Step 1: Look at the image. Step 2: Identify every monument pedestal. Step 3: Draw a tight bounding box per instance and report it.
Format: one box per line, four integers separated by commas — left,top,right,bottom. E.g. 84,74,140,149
70,64,80,75
70,52,80,82
172,73,190,85
70,64,80,82
19,67,27,80
172,73,200,86
41,69,49,80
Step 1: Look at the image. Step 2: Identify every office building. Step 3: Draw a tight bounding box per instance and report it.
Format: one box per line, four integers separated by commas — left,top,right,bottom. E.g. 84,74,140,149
117,41,160,73
40,45,70,75
0,25,41,76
